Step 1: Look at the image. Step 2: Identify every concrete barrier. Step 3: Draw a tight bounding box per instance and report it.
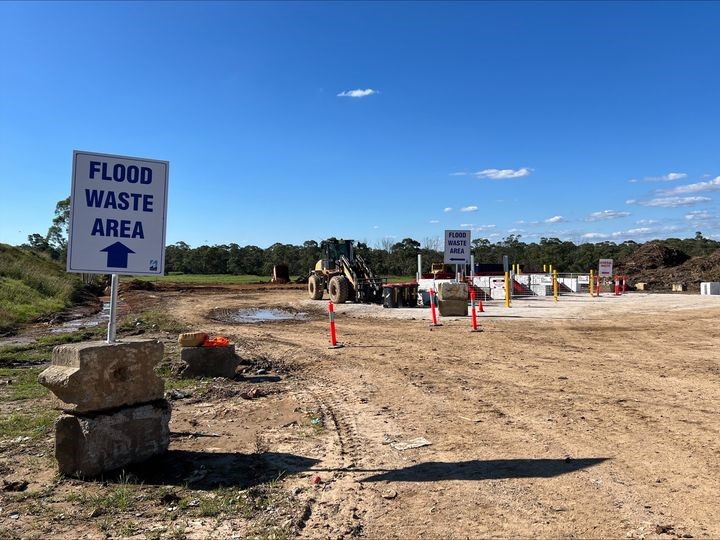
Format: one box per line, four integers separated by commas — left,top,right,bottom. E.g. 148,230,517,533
39,339,170,478
38,340,164,413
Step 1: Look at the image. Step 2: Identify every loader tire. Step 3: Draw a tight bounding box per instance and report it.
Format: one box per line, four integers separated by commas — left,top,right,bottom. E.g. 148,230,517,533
308,274,324,300
329,275,350,304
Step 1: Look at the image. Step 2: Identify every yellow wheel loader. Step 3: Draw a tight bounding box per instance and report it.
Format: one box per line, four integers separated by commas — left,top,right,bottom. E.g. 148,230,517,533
307,239,384,304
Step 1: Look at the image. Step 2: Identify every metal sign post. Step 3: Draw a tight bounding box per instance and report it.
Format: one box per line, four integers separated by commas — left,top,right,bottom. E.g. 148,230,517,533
107,274,119,343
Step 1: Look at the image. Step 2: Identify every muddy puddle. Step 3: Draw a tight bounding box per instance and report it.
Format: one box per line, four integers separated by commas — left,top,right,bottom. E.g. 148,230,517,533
209,307,309,324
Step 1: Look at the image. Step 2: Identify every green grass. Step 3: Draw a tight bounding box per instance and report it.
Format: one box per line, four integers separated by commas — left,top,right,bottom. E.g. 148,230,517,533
0,408,56,439
0,244,84,331
128,274,275,284
384,275,416,283
0,367,49,401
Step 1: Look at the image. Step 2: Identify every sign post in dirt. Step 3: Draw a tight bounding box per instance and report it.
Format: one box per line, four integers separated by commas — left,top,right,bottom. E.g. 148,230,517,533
67,151,169,343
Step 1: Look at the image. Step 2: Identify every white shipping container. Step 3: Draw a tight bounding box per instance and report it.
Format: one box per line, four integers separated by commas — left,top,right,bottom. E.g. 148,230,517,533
700,282,720,295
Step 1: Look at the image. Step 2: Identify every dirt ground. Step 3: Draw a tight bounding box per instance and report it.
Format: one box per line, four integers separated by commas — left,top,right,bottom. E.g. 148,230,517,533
1,287,719,539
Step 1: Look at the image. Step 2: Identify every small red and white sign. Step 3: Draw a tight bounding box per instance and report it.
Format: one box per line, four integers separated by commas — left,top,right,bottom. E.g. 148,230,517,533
598,258,614,277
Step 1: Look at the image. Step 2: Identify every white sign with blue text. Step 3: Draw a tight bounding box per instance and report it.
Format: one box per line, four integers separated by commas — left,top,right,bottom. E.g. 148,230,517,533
444,229,471,264
67,151,169,275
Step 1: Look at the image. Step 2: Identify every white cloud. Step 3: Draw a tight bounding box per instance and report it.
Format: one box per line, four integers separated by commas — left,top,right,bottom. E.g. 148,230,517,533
460,205,478,212
544,215,565,224
474,224,496,231
443,207,453,213
337,88,378,98
429,219,440,224
582,232,609,239
587,209,631,221
635,219,658,225
685,210,711,220
507,228,524,233
629,196,711,208
460,223,474,227
475,167,532,180
626,227,652,235
658,176,720,195
629,172,688,183
449,172,467,176
372,225,380,229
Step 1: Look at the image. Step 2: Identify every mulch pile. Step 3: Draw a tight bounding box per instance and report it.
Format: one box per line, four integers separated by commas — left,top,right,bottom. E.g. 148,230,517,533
619,244,720,291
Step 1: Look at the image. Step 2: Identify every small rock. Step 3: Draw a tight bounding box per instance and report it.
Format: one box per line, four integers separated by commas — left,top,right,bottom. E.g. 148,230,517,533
89,507,104,518
187,499,200,507
240,388,261,400
160,492,181,504
655,524,675,535
558,376,568,380
256,368,268,375
381,489,398,499
10,513,19,520
2,479,28,492
311,475,322,485
166,388,190,400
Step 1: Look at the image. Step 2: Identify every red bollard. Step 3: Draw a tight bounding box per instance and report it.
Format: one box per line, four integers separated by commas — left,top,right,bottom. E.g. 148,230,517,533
429,288,442,327
327,301,343,348
596,276,601,297
470,289,480,332
614,276,620,296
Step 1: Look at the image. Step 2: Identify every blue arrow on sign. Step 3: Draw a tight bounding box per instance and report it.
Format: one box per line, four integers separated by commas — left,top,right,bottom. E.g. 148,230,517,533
449,257,466,262
101,242,135,269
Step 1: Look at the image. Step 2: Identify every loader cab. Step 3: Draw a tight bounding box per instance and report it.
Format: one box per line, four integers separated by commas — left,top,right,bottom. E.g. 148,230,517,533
321,239,354,264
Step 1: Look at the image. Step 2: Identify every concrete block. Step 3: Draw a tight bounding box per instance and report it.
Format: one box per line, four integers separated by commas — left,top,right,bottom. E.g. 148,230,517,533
55,401,171,477
38,340,164,413
179,345,239,378
635,282,647,291
438,299,468,317
438,282,468,301
671,283,686,292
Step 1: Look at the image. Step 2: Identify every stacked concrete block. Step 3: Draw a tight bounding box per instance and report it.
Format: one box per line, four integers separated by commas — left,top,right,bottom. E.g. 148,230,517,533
38,339,170,477
437,282,469,316
177,332,240,378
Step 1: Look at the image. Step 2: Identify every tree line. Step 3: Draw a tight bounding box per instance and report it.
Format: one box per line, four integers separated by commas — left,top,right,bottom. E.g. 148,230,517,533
23,198,720,277
162,233,719,277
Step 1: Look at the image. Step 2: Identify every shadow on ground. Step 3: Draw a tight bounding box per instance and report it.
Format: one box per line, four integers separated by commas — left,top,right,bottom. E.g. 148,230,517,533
360,457,608,483
118,450,320,490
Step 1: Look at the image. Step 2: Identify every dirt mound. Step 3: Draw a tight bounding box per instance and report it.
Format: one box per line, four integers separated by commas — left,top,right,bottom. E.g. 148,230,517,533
624,241,690,271
626,249,720,291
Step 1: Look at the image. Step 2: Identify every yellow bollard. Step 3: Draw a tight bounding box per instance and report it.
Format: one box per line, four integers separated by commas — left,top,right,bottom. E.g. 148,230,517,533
549,264,553,274
504,271,511,308
543,264,547,272
589,269,594,296
553,270,558,302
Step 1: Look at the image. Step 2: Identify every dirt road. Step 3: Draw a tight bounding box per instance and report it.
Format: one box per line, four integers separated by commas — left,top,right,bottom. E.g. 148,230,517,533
2,288,719,539
164,289,720,538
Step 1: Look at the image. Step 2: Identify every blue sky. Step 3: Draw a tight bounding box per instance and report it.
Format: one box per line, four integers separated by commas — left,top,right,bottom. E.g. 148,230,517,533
1,1,719,249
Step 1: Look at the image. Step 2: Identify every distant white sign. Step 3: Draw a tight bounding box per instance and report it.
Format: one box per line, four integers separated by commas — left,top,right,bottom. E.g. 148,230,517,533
598,258,614,277
67,151,169,275
444,230,471,264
